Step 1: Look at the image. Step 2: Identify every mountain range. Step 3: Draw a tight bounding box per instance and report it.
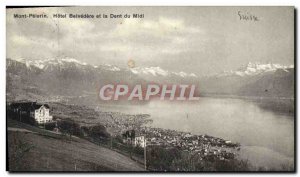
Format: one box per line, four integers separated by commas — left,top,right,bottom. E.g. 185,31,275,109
6,58,197,102
6,58,294,102
200,62,294,98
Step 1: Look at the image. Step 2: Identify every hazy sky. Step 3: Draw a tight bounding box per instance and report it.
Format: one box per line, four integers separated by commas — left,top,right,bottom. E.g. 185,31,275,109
6,7,294,76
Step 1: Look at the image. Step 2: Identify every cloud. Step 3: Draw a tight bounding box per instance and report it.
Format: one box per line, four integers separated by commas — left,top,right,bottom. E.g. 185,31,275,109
11,35,31,46
7,8,209,68
6,7,205,65
95,17,204,59
112,17,201,38
6,7,294,76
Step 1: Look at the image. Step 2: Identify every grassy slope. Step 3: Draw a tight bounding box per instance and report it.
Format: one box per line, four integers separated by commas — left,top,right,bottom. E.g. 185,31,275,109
7,119,144,171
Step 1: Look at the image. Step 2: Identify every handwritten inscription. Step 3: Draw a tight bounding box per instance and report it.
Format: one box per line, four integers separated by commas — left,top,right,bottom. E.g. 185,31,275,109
238,11,259,21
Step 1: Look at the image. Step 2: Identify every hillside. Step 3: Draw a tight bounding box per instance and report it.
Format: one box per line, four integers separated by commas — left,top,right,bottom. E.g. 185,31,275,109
7,119,145,171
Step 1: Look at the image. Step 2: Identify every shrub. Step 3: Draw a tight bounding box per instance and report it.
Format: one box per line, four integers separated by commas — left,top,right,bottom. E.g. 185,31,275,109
58,119,81,138
89,124,110,142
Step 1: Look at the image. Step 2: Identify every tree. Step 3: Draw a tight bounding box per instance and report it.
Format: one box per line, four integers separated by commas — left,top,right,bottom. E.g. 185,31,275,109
89,124,110,142
58,119,81,138
147,146,181,171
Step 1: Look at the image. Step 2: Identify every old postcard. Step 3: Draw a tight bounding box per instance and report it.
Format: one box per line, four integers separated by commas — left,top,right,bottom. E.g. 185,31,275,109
6,6,295,172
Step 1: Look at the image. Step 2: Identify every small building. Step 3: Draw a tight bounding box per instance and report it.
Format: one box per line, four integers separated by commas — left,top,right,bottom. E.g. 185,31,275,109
8,102,53,124
122,130,146,148
122,130,135,144
134,135,146,148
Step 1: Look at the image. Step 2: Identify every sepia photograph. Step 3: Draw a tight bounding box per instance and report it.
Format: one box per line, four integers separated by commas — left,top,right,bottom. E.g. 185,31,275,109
6,6,295,172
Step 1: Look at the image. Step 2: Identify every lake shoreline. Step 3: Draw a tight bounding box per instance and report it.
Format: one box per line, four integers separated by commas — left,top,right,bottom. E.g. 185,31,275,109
95,96,294,170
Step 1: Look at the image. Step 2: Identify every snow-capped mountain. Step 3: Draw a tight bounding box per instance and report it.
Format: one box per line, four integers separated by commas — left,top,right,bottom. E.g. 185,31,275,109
200,62,294,98
12,57,88,69
130,66,197,78
7,57,294,101
6,57,199,101
9,57,197,78
11,57,121,73
216,62,294,77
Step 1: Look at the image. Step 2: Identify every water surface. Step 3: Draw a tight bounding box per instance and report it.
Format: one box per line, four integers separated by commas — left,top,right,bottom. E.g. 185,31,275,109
98,97,294,169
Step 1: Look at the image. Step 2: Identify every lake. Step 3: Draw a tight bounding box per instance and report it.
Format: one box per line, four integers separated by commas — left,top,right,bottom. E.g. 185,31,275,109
98,97,294,169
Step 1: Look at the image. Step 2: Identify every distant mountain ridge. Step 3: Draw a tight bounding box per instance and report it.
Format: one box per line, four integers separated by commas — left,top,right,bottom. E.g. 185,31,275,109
6,57,198,101
215,62,294,77
10,57,198,79
6,58,294,102
200,62,294,98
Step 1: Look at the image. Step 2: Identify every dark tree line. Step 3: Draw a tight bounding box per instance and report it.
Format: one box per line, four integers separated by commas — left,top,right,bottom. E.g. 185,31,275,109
57,118,110,141
146,146,251,171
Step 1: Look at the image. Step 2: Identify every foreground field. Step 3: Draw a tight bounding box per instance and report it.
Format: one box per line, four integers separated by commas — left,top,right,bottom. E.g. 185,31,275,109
7,119,144,171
